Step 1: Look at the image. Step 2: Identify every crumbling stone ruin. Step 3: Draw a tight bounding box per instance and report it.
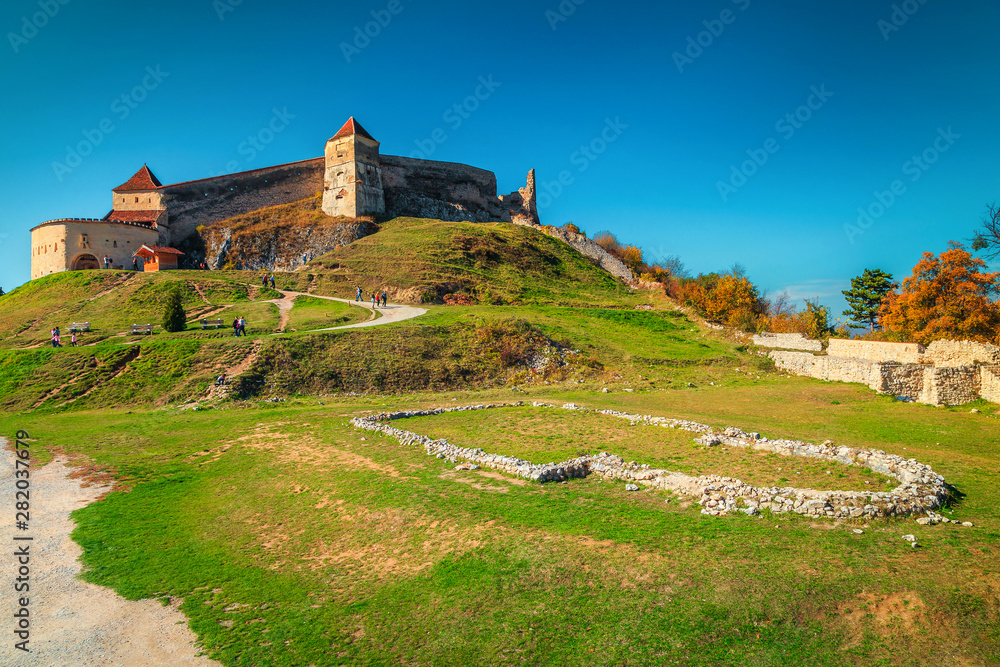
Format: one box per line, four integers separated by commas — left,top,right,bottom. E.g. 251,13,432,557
766,337,1000,406
352,402,949,520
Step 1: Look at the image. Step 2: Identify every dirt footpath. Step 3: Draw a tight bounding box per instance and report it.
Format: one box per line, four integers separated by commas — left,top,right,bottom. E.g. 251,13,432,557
1,444,220,666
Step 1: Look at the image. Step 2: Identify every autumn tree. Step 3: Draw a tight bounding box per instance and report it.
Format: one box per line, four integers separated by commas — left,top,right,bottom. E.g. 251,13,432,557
842,268,895,331
879,242,1000,344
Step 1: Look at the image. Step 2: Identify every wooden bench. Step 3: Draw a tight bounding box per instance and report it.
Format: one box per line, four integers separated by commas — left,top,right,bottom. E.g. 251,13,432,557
130,324,154,335
201,318,224,329
69,322,90,332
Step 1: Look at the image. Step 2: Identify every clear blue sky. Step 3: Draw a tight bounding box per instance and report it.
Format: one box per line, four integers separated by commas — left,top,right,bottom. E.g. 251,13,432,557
2,0,998,320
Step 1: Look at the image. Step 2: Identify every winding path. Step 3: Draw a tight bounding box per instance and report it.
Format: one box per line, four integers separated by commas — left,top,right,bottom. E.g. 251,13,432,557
263,289,427,333
1,443,219,666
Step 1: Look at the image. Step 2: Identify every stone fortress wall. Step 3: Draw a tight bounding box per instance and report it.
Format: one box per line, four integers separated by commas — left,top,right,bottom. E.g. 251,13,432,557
159,158,325,244
766,336,1000,406
29,116,642,286
379,154,508,222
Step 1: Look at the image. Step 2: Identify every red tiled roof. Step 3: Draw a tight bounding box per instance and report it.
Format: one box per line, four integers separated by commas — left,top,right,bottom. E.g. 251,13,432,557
113,165,162,191
102,209,162,224
329,117,376,143
136,245,184,257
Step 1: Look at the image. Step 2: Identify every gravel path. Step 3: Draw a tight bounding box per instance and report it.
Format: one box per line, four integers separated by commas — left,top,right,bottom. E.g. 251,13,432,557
270,289,427,332
1,443,220,666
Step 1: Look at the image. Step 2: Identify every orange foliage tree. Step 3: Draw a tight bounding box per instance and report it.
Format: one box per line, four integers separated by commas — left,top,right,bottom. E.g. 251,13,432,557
879,242,1000,344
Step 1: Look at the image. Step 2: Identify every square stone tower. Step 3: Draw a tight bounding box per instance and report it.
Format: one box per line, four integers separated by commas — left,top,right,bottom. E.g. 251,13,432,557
322,117,385,218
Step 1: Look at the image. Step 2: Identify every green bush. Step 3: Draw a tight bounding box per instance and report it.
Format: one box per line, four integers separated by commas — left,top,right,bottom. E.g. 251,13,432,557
162,287,187,333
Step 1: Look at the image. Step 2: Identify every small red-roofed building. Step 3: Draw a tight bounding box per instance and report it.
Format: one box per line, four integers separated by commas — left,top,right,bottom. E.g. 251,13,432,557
134,245,184,271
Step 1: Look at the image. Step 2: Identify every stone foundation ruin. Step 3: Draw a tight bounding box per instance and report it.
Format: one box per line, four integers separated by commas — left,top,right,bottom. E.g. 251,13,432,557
351,402,949,520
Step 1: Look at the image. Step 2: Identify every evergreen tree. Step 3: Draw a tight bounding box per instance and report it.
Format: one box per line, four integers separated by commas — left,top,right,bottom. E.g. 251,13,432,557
162,286,187,332
842,269,895,331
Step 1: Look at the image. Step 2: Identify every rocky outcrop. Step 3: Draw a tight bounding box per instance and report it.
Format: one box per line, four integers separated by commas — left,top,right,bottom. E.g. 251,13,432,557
510,223,635,283
352,402,949,520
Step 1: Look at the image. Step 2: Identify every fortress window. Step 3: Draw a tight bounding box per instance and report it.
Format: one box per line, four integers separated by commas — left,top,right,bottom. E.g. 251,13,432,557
113,241,118,248
135,197,139,203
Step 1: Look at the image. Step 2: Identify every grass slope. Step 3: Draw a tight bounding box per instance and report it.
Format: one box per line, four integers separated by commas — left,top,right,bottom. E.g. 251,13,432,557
310,217,640,306
3,382,997,666
0,270,283,348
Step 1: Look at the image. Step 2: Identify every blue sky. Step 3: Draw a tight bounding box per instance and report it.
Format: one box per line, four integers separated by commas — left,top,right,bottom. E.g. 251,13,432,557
1,0,998,321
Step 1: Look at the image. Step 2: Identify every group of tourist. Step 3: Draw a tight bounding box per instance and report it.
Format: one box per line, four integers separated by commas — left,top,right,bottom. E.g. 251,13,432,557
49,327,79,348
261,274,276,289
355,286,389,308
232,316,248,337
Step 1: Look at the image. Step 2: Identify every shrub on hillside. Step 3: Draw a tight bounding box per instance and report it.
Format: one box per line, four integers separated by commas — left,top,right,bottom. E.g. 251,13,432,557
162,286,187,333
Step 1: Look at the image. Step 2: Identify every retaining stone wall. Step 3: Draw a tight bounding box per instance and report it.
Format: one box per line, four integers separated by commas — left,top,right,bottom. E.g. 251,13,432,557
752,333,823,351
826,339,925,364
980,365,1000,404
925,340,1000,367
351,402,948,520
922,366,980,406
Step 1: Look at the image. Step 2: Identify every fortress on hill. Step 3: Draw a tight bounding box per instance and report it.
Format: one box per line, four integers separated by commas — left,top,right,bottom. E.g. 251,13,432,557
30,117,540,279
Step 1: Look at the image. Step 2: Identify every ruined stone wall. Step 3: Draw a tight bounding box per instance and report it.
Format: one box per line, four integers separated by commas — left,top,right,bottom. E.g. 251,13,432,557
379,154,508,223
353,402,950,521
921,366,980,406
877,364,925,400
980,365,1000,404
924,340,1000,367
826,339,925,364
752,333,823,352
499,169,539,225
511,223,635,283
162,158,324,244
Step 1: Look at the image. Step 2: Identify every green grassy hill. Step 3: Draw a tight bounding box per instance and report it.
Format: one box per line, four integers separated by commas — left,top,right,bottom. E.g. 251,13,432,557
2,213,999,666
309,216,640,306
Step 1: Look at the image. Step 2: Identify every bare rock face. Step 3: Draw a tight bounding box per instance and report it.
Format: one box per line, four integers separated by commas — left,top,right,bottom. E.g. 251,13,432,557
201,219,377,271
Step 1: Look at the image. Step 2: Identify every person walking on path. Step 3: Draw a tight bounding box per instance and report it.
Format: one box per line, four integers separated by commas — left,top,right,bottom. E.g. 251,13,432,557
51,331,61,348
132,257,138,271
269,275,276,289
71,332,78,347
356,286,362,302
371,292,378,309
232,317,240,337
238,316,246,337
381,290,388,308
